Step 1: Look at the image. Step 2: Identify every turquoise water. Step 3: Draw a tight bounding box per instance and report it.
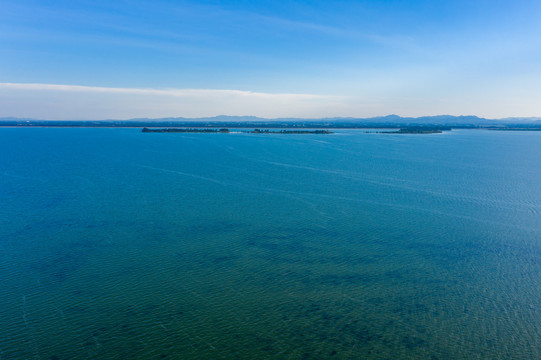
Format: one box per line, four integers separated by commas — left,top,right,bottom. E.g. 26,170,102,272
1,128,540,359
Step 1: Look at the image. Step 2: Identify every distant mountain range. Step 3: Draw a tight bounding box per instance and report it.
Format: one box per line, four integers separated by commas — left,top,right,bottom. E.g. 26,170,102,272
1,115,541,128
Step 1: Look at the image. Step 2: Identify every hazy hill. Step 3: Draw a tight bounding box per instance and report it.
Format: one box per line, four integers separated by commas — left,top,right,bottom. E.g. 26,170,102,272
1,115,540,128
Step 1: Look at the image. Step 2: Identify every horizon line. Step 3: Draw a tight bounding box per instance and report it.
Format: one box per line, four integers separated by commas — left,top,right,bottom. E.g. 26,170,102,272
2,114,541,122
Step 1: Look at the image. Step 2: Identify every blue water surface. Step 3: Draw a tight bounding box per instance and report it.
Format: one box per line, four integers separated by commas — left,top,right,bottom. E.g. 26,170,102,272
1,128,540,359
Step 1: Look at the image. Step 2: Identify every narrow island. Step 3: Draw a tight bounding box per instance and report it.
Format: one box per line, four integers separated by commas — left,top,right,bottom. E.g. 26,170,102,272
249,129,332,134
141,128,332,134
376,126,450,134
142,127,230,133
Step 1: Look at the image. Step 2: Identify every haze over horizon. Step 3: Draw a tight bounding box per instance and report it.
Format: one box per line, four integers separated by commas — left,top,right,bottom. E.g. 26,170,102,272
1,0,541,119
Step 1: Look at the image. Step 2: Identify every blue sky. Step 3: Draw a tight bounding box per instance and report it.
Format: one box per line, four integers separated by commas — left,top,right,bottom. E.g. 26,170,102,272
1,0,540,119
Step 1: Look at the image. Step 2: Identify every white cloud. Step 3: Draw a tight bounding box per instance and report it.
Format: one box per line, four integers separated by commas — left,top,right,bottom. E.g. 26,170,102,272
0,82,317,97
2,82,540,120
0,83,353,120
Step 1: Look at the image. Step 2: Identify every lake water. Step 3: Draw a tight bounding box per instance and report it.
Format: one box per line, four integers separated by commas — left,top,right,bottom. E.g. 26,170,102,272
1,128,540,359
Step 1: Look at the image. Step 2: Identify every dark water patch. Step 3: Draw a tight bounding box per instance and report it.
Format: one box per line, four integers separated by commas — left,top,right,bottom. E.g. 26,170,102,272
317,272,378,286
402,334,427,349
123,303,161,317
340,319,385,343
186,219,244,236
173,250,241,270
249,236,308,254
392,300,432,316
242,226,343,258
209,254,239,265
269,300,401,358
64,304,91,314
309,267,425,288
26,235,100,285
30,252,83,282
403,237,487,262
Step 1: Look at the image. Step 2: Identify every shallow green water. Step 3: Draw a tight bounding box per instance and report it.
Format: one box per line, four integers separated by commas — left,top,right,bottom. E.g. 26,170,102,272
1,128,540,359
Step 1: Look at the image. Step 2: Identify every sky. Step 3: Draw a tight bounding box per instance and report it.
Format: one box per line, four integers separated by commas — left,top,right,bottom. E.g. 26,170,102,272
1,0,541,119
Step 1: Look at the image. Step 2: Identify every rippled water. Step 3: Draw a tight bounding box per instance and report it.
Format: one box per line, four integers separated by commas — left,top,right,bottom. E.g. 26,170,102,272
1,128,540,359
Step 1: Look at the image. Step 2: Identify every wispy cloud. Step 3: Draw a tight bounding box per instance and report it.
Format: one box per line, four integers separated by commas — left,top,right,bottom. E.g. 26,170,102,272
245,12,415,49
0,83,352,120
1,82,539,119
0,82,325,99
